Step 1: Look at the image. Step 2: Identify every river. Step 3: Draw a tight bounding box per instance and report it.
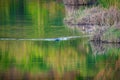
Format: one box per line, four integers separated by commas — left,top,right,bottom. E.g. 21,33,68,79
0,0,120,80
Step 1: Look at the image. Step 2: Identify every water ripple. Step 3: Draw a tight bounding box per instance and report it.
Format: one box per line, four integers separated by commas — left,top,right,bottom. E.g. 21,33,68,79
0,35,92,41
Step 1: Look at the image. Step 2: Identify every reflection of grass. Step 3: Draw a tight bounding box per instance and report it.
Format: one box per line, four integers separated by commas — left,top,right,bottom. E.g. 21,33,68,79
0,39,120,77
0,25,81,38
0,51,16,71
0,1,81,38
0,39,88,75
24,55,50,73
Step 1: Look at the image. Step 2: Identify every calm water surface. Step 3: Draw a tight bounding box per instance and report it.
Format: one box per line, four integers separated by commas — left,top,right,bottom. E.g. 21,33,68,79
0,0,120,80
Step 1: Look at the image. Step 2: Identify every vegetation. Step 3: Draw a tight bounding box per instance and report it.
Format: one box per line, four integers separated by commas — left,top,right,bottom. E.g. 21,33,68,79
0,0,120,80
0,39,120,79
98,0,120,8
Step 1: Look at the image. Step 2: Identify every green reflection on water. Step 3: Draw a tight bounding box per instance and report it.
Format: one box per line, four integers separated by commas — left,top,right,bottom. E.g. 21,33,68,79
0,0,81,38
0,0,120,80
0,39,120,79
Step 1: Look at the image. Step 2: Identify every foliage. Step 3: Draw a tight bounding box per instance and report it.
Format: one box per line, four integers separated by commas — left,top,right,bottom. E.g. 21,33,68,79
98,0,120,8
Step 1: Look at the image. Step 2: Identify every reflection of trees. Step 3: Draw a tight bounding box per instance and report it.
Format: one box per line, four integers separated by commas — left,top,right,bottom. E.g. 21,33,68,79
90,41,120,56
0,0,10,24
34,40,87,73
0,0,65,26
0,0,31,24
90,42,106,55
1,40,120,79
9,0,30,20
94,57,120,80
0,40,89,76
16,0,26,15
0,51,15,70
90,41,120,80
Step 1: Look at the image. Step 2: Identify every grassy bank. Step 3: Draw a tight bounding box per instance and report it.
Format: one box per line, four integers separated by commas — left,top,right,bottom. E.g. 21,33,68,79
98,0,120,8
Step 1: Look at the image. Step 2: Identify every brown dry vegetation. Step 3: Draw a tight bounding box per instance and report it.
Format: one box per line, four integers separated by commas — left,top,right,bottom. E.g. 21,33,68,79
0,68,81,80
95,58,120,80
64,6,120,42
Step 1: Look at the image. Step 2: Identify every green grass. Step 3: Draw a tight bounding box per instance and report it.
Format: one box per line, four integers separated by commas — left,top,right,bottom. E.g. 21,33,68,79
98,0,120,8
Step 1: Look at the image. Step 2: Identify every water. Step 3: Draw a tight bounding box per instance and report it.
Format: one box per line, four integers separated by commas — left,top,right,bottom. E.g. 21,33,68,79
0,0,120,80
